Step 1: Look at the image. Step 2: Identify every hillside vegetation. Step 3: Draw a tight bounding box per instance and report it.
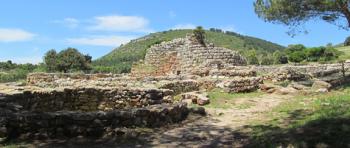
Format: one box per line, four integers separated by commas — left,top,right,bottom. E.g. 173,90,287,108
93,29,285,73
336,45,350,60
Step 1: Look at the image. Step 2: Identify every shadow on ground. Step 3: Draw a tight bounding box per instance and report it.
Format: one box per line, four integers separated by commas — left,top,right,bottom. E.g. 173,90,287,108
242,109,350,148
3,109,350,147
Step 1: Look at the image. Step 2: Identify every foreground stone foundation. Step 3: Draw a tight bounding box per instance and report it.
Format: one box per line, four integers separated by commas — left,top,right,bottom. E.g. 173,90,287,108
0,86,190,140
0,102,188,139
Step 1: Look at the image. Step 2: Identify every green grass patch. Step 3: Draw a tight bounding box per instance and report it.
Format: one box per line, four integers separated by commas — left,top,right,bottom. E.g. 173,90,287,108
245,86,350,147
205,88,263,109
235,103,254,109
336,46,350,60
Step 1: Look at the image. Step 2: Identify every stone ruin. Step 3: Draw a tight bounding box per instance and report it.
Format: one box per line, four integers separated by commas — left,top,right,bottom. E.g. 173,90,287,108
2,62,349,140
131,34,247,77
5,67,265,140
5,63,349,140
0,75,192,140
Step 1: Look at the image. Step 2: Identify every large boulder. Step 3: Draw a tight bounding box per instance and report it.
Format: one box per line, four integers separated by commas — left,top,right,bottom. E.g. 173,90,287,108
275,87,298,95
312,80,332,92
259,83,278,93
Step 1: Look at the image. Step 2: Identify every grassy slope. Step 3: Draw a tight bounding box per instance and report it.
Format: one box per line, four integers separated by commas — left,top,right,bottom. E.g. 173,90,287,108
336,45,350,60
245,86,350,147
93,29,285,73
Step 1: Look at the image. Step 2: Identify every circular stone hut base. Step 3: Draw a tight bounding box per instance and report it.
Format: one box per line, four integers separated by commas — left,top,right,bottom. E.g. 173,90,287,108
0,87,190,140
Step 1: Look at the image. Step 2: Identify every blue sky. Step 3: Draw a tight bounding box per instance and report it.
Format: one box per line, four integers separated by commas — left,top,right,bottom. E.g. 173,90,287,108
0,0,349,64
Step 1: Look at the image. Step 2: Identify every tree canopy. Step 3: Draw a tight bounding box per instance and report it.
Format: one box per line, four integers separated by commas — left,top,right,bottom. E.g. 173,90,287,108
254,0,350,35
44,48,92,73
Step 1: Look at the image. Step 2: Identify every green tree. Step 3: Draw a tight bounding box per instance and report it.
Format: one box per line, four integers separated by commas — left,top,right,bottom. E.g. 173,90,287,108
254,0,350,35
260,54,274,65
288,51,307,63
286,44,306,54
193,26,206,45
44,49,58,72
246,50,260,65
44,48,91,73
57,48,91,73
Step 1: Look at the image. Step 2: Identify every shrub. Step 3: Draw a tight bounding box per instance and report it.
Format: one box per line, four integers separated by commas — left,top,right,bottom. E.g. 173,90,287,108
246,50,259,65
288,51,306,63
44,48,92,73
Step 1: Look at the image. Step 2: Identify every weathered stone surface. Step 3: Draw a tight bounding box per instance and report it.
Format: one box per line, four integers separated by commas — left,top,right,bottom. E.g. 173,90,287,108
159,80,199,95
259,84,278,93
312,80,332,91
219,77,262,93
264,68,311,82
27,73,134,88
275,87,298,95
1,103,189,139
209,69,256,77
3,87,173,112
181,92,210,106
289,82,308,90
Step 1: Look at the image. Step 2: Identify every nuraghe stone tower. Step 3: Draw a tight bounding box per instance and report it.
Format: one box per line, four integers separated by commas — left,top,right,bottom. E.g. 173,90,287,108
132,34,247,76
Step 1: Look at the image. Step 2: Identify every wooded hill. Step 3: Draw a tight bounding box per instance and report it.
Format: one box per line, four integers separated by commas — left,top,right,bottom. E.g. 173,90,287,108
93,29,285,73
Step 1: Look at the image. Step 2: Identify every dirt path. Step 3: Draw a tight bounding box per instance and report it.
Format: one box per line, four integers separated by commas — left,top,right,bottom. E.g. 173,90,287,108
147,94,292,147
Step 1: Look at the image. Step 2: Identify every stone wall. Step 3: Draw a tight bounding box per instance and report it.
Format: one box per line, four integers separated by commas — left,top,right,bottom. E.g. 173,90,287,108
27,73,135,88
208,69,257,77
0,86,193,139
3,87,173,112
219,77,262,93
0,102,189,139
252,63,350,76
159,80,200,95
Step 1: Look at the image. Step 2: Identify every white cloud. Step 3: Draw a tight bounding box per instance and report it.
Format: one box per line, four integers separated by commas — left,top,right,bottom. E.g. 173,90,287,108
66,35,135,47
52,18,80,29
0,28,35,42
89,15,151,32
172,24,197,30
6,56,42,64
221,26,236,32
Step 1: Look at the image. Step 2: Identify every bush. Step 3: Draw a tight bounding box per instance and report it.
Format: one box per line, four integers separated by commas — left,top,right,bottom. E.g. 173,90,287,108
285,44,340,63
288,51,306,63
260,55,274,65
44,48,92,73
